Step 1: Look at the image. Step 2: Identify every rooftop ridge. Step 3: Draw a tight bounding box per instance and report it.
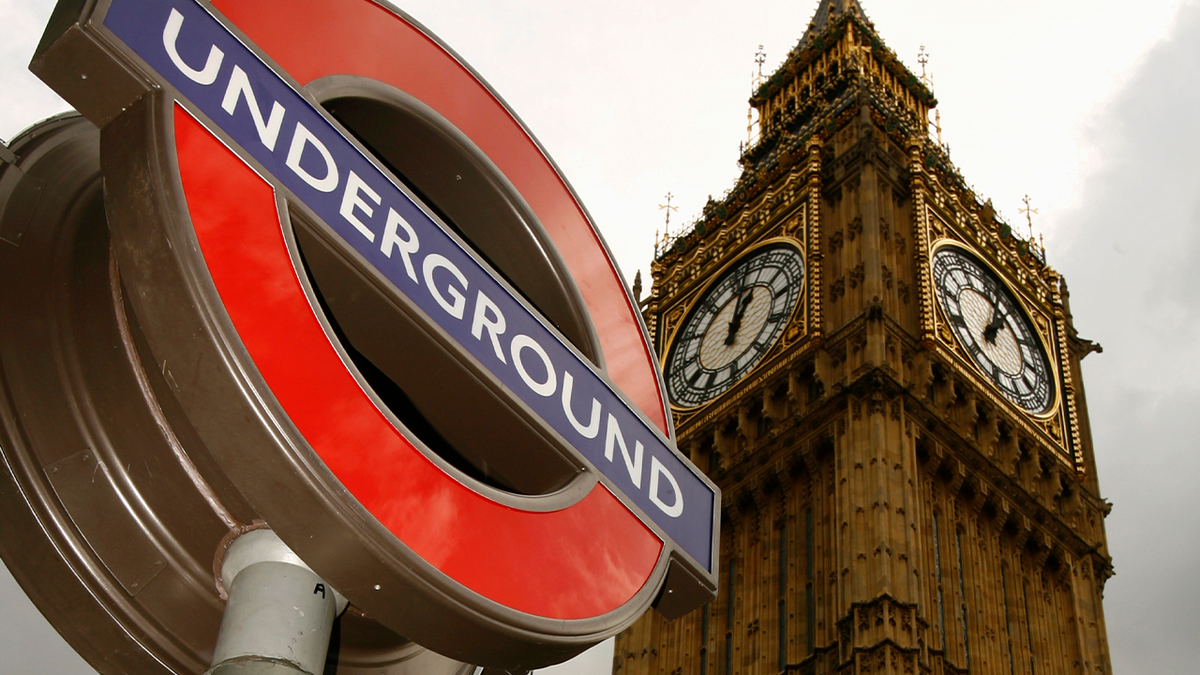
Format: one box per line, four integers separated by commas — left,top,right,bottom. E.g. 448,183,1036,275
800,0,873,46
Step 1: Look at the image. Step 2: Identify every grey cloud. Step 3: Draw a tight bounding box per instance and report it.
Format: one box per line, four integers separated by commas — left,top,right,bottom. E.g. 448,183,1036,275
1056,2,1200,671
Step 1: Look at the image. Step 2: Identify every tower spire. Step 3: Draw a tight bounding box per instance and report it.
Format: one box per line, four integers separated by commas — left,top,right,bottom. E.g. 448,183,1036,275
801,0,871,46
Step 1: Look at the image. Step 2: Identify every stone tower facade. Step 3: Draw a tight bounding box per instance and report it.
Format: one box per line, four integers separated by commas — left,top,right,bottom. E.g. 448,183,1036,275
614,2,1113,675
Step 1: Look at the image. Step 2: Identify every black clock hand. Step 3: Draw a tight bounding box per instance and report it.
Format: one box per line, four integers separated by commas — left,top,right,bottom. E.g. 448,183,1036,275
725,269,748,344
983,302,1006,343
726,287,754,345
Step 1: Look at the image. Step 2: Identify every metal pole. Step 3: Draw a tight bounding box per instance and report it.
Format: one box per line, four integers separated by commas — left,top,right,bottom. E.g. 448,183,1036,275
207,530,347,675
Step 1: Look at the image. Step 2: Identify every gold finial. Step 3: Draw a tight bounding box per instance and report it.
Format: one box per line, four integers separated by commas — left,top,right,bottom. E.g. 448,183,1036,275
748,46,766,145
659,192,679,230
919,45,942,144
1019,194,1039,239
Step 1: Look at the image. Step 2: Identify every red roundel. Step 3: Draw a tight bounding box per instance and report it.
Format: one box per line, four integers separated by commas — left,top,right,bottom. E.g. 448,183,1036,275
20,0,717,668
185,0,675,622
175,104,662,619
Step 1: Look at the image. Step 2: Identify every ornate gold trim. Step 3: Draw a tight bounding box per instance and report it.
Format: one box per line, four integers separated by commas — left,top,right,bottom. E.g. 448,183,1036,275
909,140,936,348
805,139,825,347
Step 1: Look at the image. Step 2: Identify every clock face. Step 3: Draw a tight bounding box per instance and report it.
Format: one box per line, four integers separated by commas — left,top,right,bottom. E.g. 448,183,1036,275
665,244,805,408
931,246,1054,414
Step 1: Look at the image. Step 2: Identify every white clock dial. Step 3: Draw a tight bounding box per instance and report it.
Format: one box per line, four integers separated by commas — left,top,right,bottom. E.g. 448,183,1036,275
932,246,1055,414
665,244,805,409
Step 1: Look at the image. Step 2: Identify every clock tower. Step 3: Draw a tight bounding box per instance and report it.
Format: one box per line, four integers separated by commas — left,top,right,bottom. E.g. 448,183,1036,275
615,1,1113,675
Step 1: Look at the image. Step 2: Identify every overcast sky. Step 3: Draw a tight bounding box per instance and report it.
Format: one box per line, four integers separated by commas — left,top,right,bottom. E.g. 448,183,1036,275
2,0,1198,673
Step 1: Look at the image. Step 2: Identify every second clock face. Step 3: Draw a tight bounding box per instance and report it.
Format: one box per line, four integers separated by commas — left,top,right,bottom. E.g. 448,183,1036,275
665,244,805,409
931,245,1054,415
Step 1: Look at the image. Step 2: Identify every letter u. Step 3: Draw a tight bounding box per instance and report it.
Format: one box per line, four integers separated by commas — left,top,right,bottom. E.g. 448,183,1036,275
561,372,601,439
163,9,224,85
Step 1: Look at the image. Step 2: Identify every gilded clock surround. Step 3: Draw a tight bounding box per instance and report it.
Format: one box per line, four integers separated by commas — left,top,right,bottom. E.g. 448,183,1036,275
617,2,1111,675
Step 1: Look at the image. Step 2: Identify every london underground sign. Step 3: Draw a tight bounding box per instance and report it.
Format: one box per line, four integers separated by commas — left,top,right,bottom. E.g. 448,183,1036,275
103,0,713,560
0,0,718,671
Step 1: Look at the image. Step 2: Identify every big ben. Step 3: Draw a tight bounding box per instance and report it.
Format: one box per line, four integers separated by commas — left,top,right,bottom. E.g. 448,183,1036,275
616,1,1112,674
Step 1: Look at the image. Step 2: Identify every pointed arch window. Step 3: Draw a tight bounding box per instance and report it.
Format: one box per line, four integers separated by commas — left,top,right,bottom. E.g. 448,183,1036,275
932,511,947,651
955,528,971,669
1023,579,1037,675
778,521,787,670
725,558,736,675
1002,565,1016,675
806,508,816,655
